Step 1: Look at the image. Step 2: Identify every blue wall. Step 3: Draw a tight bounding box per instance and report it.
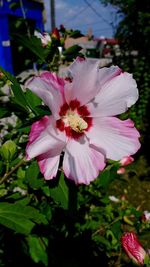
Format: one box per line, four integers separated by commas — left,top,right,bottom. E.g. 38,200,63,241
0,0,44,73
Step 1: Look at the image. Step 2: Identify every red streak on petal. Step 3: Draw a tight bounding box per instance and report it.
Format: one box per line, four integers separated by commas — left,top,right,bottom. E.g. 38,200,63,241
72,131,84,140
65,126,72,137
84,117,93,130
69,99,80,110
78,105,90,117
59,103,69,116
65,77,72,83
56,119,65,131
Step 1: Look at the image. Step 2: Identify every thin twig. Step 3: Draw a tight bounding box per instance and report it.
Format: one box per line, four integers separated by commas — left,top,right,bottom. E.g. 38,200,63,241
92,216,122,237
0,157,26,185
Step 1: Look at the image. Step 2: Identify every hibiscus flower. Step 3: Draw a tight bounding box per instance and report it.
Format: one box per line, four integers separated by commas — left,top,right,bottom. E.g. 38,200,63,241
26,58,140,184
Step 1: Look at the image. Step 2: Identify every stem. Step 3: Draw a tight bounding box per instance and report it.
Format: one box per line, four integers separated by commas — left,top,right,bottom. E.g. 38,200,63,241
6,161,10,173
19,0,31,37
92,216,122,237
0,157,26,185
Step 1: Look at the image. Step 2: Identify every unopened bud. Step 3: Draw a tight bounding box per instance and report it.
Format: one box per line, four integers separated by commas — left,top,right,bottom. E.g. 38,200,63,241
0,140,17,162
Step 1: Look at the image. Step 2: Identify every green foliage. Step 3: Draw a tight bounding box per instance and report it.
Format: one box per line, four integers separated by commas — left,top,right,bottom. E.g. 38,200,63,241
0,202,47,235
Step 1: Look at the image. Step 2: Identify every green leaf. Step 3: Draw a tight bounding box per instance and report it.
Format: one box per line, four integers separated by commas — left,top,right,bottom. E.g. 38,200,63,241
49,173,69,210
0,106,10,118
27,235,48,266
0,66,29,112
0,202,48,234
98,165,118,189
0,202,34,234
25,89,42,115
15,35,46,62
63,45,82,56
25,161,44,189
69,30,84,38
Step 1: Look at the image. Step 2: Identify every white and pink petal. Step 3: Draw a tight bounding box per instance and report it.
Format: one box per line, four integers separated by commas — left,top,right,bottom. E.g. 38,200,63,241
65,58,122,106
63,136,105,185
26,115,66,160
26,72,65,119
64,58,101,105
87,72,138,117
86,117,140,161
37,154,60,180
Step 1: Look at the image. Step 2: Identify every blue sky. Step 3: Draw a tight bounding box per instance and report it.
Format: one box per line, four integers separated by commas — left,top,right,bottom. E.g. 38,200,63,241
43,0,121,38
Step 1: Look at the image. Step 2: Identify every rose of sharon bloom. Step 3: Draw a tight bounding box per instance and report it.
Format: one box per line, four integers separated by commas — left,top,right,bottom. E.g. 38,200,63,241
121,232,146,265
34,30,51,47
26,58,140,184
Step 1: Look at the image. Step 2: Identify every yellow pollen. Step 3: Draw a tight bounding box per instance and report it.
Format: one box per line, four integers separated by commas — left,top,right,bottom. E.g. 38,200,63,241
63,111,88,133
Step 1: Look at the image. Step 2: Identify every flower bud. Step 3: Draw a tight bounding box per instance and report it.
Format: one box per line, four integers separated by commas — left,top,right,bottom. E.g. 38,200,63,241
120,156,134,166
51,28,60,40
0,140,17,162
117,167,126,174
121,232,147,265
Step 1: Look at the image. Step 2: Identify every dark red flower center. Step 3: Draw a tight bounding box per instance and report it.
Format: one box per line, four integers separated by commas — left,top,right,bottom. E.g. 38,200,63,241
56,99,92,139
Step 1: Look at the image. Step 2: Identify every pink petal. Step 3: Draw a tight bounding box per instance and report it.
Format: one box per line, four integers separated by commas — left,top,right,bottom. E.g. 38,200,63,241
26,115,66,160
26,72,65,119
63,136,105,184
65,59,122,105
37,154,60,180
40,71,65,94
87,72,138,117
86,117,141,161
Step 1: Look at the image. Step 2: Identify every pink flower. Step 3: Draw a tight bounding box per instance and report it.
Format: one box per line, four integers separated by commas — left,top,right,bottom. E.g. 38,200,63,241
34,30,51,47
120,155,134,166
141,211,150,222
121,232,146,265
26,58,140,184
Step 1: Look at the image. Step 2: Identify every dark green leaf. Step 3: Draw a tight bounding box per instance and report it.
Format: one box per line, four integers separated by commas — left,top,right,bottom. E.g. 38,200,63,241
15,35,46,62
0,106,10,118
25,161,44,189
0,202,48,234
63,45,82,56
27,235,48,266
0,202,34,234
49,173,69,210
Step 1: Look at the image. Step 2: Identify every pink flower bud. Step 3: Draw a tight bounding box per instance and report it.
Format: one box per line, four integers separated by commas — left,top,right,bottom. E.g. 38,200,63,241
120,156,134,166
121,232,146,265
117,167,126,174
